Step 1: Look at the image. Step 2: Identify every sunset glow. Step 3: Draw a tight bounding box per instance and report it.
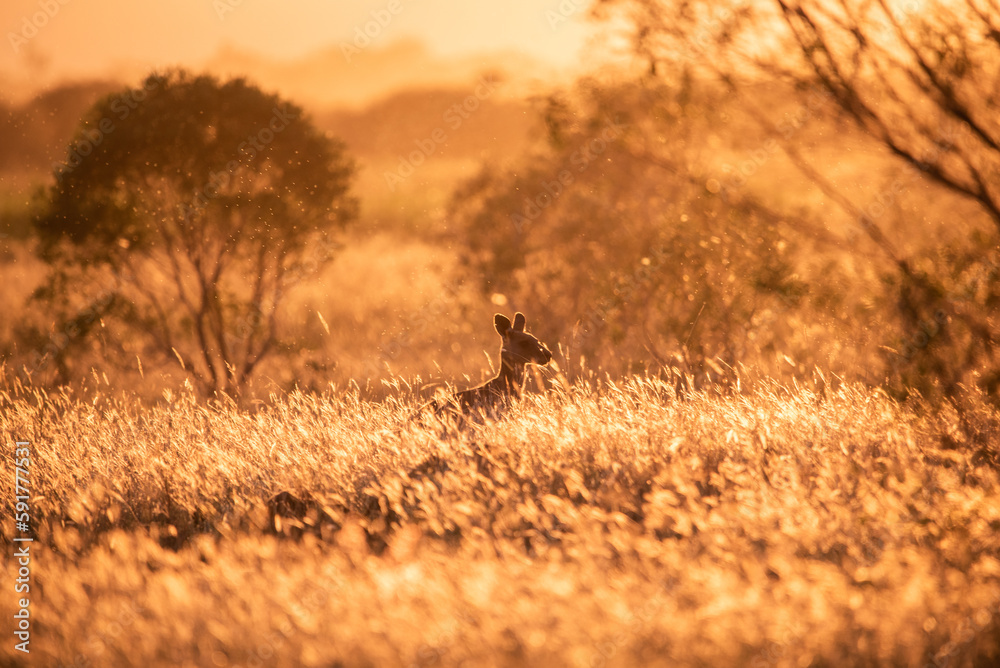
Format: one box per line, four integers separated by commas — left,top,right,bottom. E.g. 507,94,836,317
3,1,999,666
1,0,598,102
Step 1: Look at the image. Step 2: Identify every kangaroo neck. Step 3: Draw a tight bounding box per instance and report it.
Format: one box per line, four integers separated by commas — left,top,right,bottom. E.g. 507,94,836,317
496,349,525,395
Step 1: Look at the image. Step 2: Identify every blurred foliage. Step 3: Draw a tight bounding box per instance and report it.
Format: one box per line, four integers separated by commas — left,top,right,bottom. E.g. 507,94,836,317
0,80,120,180
880,241,1000,402
2,3,1000,407
450,79,840,383
591,0,1000,405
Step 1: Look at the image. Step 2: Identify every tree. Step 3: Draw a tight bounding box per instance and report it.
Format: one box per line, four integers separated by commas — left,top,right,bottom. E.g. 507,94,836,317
33,70,357,396
593,0,1000,399
450,81,813,382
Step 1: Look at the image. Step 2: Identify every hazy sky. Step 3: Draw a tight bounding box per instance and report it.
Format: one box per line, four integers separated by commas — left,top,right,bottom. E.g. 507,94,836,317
2,0,597,96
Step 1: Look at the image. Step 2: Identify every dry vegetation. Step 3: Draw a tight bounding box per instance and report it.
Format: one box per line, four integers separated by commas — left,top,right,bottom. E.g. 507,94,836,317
2,374,999,667
2,3,1000,665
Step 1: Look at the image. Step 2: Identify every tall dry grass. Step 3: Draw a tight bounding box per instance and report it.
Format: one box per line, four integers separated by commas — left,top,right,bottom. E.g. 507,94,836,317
1,375,999,666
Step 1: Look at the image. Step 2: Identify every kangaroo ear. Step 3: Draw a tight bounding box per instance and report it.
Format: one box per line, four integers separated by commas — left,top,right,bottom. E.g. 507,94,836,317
512,312,526,332
494,314,512,336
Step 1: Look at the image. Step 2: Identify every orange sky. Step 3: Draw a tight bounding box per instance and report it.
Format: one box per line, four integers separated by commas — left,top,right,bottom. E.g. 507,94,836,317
2,0,602,102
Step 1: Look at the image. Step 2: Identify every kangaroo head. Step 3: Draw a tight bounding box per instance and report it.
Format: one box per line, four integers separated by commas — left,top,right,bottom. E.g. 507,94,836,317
494,312,552,367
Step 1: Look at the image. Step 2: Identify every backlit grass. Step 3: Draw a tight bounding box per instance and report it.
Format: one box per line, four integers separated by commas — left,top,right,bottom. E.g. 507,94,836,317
1,376,999,667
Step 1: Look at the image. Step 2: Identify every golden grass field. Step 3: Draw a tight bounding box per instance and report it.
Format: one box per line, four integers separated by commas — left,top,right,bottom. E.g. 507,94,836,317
2,374,999,667
5,2,1000,664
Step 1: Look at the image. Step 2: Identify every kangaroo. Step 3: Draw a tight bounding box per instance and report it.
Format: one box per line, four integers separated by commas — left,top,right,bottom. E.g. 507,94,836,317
426,312,552,423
